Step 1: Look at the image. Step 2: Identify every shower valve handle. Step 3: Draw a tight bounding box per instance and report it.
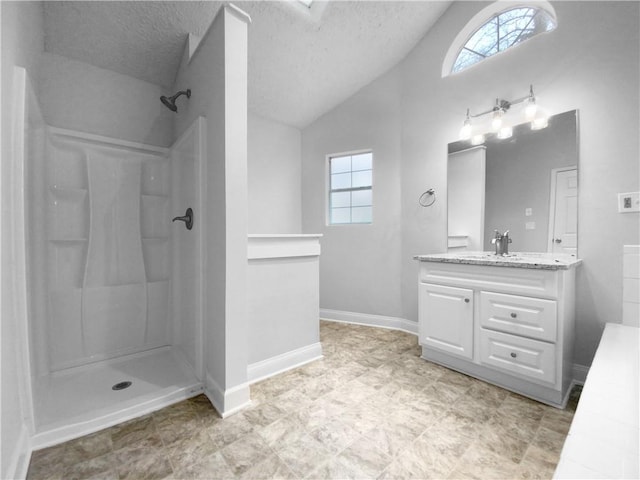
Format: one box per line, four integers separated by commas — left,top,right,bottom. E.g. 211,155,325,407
172,208,193,230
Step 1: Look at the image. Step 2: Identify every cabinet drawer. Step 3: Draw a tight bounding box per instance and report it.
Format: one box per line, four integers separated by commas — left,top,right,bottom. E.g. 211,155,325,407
480,291,557,342
480,328,556,385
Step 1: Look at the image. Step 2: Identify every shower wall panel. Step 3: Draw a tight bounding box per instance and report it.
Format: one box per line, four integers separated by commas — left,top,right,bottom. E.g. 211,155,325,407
170,117,205,379
46,129,170,371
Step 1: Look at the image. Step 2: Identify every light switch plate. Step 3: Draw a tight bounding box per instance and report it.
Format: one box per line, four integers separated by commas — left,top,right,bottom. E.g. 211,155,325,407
525,208,533,216
618,192,640,213
525,221,536,230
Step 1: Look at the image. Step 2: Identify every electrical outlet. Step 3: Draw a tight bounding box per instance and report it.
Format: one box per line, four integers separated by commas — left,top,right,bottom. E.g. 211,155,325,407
525,221,536,230
525,208,533,216
618,192,640,213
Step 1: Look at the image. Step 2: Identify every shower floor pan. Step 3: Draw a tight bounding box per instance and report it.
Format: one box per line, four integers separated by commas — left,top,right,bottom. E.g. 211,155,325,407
32,346,202,449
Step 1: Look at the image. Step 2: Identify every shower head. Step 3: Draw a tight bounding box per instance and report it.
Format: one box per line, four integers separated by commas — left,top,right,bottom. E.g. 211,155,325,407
160,89,191,112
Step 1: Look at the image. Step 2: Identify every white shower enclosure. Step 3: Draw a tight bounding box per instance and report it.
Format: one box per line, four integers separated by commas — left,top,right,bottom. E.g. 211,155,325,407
18,68,207,446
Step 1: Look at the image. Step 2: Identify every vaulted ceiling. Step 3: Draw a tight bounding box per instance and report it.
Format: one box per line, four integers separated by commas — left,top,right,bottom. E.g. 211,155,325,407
43,1,451,128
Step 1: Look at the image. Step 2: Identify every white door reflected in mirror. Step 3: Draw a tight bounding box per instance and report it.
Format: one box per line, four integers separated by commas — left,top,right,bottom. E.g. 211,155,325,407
549,167,577,254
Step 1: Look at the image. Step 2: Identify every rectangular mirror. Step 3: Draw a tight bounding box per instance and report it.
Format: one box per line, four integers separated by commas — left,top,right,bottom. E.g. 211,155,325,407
447,109,578,254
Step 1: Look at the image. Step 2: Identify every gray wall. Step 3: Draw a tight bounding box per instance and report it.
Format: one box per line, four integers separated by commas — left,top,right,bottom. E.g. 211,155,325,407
302,69,403,318
37,52,174,147
248,113,302,233
302,1,640,367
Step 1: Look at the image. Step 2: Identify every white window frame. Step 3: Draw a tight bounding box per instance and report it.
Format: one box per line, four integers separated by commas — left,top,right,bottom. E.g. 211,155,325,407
326,149,373,226
442,1,557,77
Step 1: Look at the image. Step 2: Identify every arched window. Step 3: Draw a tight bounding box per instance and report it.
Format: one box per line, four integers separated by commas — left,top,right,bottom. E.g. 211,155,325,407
443,3,557,76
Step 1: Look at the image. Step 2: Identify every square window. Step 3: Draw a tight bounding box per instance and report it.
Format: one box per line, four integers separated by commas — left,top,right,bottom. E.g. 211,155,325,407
330,156,351,174
352,170,372,188
352,152,372,171
331,172,351,190
351,206,372,223
351,189,372,207
328,151,372,225
331,191,351,208
330,207,351,224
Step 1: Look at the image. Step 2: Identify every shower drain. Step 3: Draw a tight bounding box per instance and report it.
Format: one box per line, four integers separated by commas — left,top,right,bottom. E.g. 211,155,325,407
112,381,132,391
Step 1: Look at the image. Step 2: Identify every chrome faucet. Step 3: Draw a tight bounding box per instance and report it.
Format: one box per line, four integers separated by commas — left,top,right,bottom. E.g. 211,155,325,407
491,230,512,256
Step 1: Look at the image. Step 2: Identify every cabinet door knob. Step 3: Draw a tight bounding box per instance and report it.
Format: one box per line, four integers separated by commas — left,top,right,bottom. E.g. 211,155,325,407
464,298,470,303
510,352,517,358
510,312,517,318
554,238,562,244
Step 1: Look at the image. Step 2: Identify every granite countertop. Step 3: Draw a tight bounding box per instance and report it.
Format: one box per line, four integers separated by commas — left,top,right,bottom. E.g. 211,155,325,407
413,251,582,271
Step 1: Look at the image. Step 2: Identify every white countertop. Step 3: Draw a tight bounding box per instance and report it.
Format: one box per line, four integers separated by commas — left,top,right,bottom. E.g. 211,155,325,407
554,323,639,479
414,251,582,271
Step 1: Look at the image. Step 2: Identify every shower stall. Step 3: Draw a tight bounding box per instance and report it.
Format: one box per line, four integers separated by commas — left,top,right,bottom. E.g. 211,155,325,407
16,68,208,447
2,8,253,467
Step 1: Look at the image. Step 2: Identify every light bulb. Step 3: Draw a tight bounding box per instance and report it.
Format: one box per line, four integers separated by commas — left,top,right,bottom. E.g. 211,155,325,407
531,115,548,130
525,98,537,119
460,108,472,140
471,134,485,145
491,110,503,131
460,122,472,140
525,85,537,119
497,126,513,139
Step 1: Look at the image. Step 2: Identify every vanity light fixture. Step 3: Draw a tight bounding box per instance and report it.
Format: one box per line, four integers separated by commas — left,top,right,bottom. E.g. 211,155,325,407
491,98,509,131
460,85,548,142
460,109,472,140
524,85,538,119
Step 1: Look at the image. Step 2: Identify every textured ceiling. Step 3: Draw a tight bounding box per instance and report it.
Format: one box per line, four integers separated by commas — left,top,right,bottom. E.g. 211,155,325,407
43,1,451,128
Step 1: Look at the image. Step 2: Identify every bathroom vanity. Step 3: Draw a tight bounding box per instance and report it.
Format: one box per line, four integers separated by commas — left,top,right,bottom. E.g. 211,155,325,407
414,252,581,407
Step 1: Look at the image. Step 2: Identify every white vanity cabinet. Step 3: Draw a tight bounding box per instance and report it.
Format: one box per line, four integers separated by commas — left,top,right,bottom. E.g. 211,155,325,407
415,254,581,408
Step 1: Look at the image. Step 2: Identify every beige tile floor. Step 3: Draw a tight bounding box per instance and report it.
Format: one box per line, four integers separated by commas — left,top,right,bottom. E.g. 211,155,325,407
28,321,581,480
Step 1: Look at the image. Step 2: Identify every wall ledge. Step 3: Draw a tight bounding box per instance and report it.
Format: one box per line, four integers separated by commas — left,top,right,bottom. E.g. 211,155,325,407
47,126,168,155
248,234,322,260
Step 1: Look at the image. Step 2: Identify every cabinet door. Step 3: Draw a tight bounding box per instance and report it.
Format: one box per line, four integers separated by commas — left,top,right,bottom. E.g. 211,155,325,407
419,283,473,359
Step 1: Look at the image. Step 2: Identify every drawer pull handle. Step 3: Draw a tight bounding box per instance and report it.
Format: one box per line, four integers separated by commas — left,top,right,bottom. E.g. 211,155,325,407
510,312,517,318
510,352,517,358
464,298,470,303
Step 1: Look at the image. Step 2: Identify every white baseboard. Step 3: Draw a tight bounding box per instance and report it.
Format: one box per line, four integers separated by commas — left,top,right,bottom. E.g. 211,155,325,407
247,342,323,384
4,424,31,480
205,374,251,418
320,309,418,336
571,363,589,385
